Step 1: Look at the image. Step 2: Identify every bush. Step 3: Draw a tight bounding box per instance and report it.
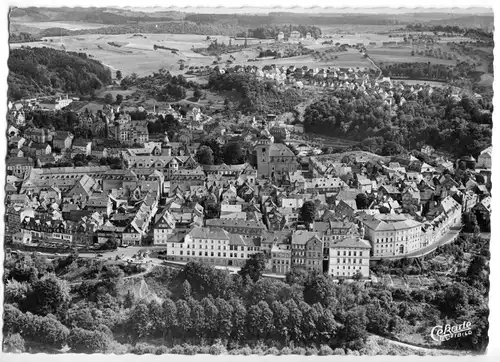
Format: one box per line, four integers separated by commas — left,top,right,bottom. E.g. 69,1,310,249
347,349,360,356
318,345,333,356
209,342,227,355
266,347,280,355
280,346,292,355
239,346,253,355
333,348,346,355
182,344,199,355
292,347,307,355
155,346,170,355
306,347,318,355
252,345,266,355
3,333,25,353
130,343,156,355
199,345,211,354
170,345,184,354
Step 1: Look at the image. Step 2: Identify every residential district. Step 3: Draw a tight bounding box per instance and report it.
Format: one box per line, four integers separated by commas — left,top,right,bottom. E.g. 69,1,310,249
5,92,492,280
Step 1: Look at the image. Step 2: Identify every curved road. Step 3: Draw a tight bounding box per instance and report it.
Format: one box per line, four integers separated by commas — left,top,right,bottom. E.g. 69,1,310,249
369,334,469,356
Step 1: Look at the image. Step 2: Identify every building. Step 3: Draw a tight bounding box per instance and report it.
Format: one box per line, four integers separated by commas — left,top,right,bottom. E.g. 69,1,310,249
52,131,74,151
291,230,322,270
153,209,176,245
39,95,73,110
205,218,266,236
477,146,492,169
277,31,285,41
7,157,34,178
72,139,92,156
255,130,298,178
328,237,371,279
270,244,291,274
358,213,422,257
269,126,291,142
289,30,301,41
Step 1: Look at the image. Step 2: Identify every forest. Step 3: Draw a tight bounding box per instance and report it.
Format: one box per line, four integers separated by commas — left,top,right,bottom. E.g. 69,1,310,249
3,232,488,354
208,70,303,115
8,47,112,100
303,86,492,158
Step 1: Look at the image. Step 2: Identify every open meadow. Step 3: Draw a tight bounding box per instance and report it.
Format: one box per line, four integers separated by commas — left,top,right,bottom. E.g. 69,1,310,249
10,20,116,30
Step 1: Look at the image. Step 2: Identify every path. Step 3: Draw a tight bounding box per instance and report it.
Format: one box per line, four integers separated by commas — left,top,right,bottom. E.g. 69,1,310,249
369,334,469,355
68,262,154,286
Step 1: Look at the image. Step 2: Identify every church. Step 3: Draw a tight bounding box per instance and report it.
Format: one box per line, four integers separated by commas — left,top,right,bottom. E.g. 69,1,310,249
254,129,298,179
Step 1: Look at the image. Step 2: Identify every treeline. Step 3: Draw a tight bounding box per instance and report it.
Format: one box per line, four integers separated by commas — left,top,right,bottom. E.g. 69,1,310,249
8,47,111,100
9,32,41,43
303,87,492,158
3,238,489,354
10,6,177,25
53,21,247,37
186,13,405,26
378,62,479,82
208,70,302,115
237,25,322,39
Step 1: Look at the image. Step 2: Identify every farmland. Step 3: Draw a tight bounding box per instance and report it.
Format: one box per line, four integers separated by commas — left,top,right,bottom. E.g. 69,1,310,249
11,20,116,30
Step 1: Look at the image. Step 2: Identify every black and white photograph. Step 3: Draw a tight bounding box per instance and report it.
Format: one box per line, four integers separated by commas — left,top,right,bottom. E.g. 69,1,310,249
2,1,497,358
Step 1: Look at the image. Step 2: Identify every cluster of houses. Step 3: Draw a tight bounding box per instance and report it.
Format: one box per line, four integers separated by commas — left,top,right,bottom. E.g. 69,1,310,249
6,104,492,279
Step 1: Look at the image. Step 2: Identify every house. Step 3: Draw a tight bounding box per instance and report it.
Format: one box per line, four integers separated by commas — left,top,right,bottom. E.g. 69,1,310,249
270,244,291,274
29,142,52,156
205,218,266,236
24,127,51,143
72,139,92,156
328,237,371,279
477,146,492,169
472,196,491,232
153,209,177,245
12,231,33,245
52,131,74,151
7,157,34,178
291,230,322,270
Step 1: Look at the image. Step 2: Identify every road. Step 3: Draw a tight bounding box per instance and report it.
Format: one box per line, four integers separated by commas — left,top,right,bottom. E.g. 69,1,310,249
371,225,462,261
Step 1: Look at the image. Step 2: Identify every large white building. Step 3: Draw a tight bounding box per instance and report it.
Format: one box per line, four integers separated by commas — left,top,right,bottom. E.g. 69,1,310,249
328,237,371,279
358,213,422,257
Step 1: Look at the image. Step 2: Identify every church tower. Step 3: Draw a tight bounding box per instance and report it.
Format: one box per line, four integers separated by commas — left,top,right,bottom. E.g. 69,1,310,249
255,129,274,177
161,132,172,156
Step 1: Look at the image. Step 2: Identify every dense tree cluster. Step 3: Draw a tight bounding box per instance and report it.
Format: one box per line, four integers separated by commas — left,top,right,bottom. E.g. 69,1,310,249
378,62,482,83
208,71,302,115
303,87,492,158
8,47,112,100
3,232,489,354
238,25,322,39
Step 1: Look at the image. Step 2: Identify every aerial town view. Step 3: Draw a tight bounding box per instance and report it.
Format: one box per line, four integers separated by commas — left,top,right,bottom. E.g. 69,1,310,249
3,5,493,356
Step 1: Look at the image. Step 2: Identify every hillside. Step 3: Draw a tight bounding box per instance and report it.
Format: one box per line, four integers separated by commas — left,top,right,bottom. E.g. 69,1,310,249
8,47,112,100
426,15,494,30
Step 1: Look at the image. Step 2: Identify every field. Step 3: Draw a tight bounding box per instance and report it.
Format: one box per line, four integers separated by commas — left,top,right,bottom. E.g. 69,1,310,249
11,20,115,30
368,47,457,65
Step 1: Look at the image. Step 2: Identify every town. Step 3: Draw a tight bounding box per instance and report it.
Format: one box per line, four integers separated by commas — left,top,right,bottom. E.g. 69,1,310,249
4,6,493,357
6,81,491,281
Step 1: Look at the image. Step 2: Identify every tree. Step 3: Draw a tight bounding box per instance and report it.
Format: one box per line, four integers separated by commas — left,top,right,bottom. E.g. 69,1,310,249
25,274,71,315
67,327,112,353
223,142,245,165
300,200,317,226
462,212,480,234
238,253,267,283
116,70,122,80
128,301,153,341
193,88,203,99
196,145,214,165
182,280,192,300
115,94,123,105
355,193,370,210
303,271,336,306
104,93,114,105
339,307,368,344
161,298,178,340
